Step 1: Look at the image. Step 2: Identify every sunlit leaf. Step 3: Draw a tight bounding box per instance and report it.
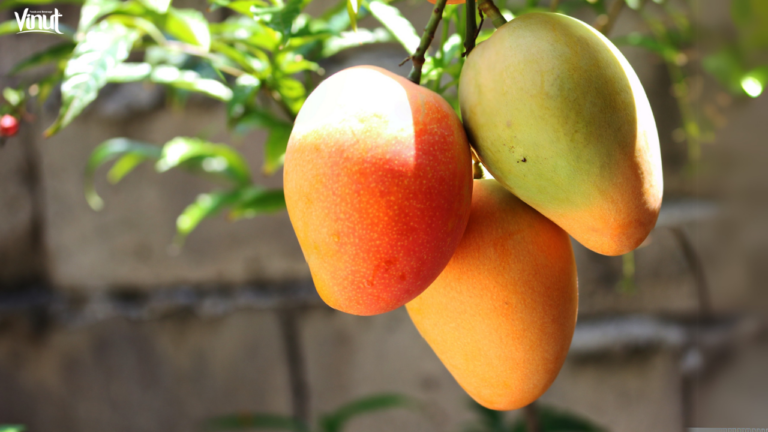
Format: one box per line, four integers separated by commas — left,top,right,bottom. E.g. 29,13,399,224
229,186,286,219
321,27,392,57
175,189,241,241
205,413,308,431
2,87,24,107
9,42,75,75
84,138,162,210
0,426,25,432
740,65,768,98
78,0,119,33
106,62,153,82
138,0,171,14
165,7,211,51
262,0,311,39
156,137,252,185
150,65,233,101
319,394,420,432
233,108,293,135
702,48,746,95
227,73,261,123
45,21,140,136
0,0,83,9
107,152,149,184
368,0,419,53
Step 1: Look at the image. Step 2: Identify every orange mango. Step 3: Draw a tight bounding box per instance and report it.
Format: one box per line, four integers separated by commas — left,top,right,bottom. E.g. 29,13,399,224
407,179,578,410
284,66,473,316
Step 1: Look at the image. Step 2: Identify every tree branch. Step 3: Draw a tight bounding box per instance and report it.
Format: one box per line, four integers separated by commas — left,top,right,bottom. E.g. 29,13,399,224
408,0,449,84
595,0,626,36
464,0,477,56
477,0,507,29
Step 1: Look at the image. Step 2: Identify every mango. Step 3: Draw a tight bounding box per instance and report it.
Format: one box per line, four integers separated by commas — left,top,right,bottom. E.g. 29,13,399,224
407,179,578,411
284,66,473,316
459,12,663,256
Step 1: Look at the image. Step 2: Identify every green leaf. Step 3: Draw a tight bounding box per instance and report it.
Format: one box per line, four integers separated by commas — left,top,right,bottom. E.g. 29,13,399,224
107,152,149,184
2,87,24,107
262,0,310,39
0,20,19,35
78,0,120,33
229,186,286,219
165,7,211,51
9,41,76,75
45,21,140,136
321,27,393,57
205,413,308,432
732,0,768,50
368,0,420,53
740,65,768,98
0,426,25,432
275,77,305,114
509,405,607,432
264,125,292,174
139,0,170,14
156,137,252,185
105,62,153,82
346,0,358,32
227,73,261,122
702,48,746,95
233,108,293,134
0,0,83,9
175,189,241,241
150,65,233,101
319,394,420,432
84,138,162,210
612,32,673,57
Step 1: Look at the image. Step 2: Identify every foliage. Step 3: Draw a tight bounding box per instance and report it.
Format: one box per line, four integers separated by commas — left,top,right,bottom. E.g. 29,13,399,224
0,0,766,242
0,426,25,432
463,400,607,432
205,393,421,432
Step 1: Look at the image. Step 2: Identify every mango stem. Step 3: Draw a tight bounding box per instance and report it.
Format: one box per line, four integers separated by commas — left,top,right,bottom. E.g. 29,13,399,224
408,0,449,85
477,0,506,29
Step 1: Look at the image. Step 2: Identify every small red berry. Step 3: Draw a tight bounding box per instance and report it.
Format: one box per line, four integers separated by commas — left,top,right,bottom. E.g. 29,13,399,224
0,114,19,137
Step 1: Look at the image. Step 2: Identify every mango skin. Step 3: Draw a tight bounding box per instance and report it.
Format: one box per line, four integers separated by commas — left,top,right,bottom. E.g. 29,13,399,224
428,0,465,5
284,66,473,316
459,12,663,256
406,179,578,411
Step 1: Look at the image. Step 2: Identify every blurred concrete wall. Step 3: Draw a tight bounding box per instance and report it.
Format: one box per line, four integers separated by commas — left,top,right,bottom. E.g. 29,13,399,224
1,0,767,431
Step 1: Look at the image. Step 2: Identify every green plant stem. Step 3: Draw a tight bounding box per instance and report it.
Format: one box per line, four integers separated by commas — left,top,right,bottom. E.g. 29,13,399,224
409,0,449,84
464,0,477,55
477,0,506,29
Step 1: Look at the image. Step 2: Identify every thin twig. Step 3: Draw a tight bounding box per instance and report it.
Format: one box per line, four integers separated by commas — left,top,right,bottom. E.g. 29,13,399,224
477,0,507,29
595,0,626,36
464,0,477,56
550,0,560,12
408,0,449,84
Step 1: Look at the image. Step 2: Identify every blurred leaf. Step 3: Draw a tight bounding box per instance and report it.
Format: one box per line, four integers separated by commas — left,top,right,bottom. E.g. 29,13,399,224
9,41,76,75
264,124,292,174
509,405,607,432
0,0,83,9
368,0,419,53
464,400,507,432
276,77,306,114
0,20,19,35
84,138,162,210
321,27,393,57
165,7,211,51
205,413,308,432
106,62,153,82
156,137,252,185
139,0,171,14
319,394,420,432
702,48,746,95
175,189,241,241
261,0,311,39
212,41,269,75
233,108,293,134
346,0,358,32
78,0,119,33
229,186,285,219
45,21,140,136
106,14,167,44
107,152,148,183
227,73,261,122
732,0,768,50
150,65,233,101
0,426,25,432
2,87,24,107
